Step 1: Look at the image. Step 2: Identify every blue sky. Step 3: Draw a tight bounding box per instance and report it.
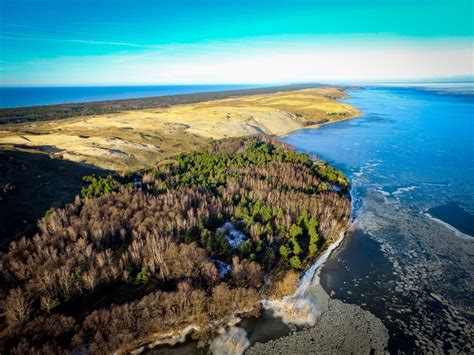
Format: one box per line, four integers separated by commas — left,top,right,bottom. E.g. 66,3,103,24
1,0,473,86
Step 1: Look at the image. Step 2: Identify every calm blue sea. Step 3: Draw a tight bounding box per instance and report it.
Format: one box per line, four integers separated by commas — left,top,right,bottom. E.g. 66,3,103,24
0,85,263,108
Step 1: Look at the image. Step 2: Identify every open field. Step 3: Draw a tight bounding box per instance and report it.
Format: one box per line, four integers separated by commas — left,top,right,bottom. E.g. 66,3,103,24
0,87,359,171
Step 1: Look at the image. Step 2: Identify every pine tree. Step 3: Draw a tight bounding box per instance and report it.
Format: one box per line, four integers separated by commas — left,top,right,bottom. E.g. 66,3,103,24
289,256,302,270
279,245,290,259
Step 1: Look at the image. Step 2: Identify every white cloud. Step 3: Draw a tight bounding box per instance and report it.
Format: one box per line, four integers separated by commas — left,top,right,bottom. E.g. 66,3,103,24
2,36,473,85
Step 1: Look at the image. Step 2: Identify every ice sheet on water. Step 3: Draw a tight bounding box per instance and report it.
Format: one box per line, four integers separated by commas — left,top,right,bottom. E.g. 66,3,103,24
210,326,250,355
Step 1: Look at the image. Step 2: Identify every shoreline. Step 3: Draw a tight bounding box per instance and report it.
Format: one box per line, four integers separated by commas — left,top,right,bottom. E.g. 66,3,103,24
247,89,391,354
261,228,350,326
277,109,363,139
248,284,389,354
248,226,389,354
276,86,362,141
247,208,389,354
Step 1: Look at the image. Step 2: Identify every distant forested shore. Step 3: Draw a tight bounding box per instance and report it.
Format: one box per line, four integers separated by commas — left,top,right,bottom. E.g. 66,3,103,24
0,136,350,353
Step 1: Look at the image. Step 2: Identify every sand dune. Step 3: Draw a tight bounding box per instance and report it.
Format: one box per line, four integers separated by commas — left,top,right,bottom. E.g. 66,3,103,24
0,87,360,170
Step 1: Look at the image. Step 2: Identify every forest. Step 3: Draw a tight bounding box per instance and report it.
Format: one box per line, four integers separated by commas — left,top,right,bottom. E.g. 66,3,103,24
0,136,350,354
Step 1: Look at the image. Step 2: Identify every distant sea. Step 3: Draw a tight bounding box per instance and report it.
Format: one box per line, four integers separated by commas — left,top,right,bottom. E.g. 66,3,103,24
0,85,264,108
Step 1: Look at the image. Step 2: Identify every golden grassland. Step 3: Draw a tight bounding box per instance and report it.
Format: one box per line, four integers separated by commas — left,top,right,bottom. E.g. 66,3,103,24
0,87,360,171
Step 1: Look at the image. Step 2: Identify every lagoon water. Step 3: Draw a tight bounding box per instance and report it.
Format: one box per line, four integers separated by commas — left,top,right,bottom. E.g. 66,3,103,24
284,84,474,352
285,84,474,219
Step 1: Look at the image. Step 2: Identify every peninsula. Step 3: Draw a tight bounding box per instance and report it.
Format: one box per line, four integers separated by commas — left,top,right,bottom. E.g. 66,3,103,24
1,135,352,353
0,86,373,353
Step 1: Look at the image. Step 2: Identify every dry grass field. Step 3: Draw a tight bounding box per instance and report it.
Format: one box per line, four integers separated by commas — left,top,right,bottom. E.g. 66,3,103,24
0,87,359,171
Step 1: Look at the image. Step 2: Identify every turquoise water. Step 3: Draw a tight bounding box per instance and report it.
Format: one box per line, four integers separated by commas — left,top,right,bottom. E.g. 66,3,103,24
0,85,262,108
285,84,474,225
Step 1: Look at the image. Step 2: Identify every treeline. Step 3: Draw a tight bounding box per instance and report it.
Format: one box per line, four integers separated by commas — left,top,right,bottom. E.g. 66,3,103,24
0,136,350,353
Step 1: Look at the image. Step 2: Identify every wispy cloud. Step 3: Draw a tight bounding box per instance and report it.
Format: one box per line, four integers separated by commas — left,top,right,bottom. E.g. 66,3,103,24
0,30,160,49
2,36,472,86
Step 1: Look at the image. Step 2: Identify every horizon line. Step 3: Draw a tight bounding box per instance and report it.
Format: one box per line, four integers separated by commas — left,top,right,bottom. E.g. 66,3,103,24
1,77,474,88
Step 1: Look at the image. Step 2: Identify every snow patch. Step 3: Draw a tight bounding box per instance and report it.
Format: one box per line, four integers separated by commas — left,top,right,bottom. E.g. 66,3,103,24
218,222,247,249
213,259,232,278
138,325,201,352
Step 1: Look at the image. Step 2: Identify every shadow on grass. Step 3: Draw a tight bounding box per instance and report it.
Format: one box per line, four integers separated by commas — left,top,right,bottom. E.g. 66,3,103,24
0,149,107,249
